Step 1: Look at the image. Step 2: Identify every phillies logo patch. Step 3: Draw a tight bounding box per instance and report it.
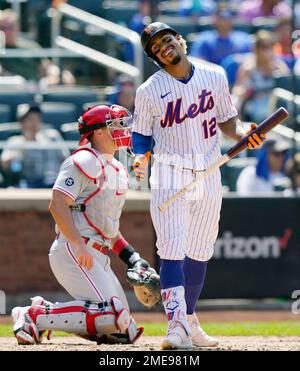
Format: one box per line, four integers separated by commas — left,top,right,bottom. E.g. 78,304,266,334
65,177,74,186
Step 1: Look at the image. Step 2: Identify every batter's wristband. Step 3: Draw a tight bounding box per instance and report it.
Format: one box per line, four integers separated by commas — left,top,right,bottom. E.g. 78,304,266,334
112,237,129,255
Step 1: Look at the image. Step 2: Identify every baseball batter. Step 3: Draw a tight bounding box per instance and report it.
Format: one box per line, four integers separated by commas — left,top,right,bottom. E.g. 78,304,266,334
132,22,266,349
11,104,159,346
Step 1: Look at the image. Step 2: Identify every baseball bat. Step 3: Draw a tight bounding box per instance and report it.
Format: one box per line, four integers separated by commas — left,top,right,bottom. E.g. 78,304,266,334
158,107,289,213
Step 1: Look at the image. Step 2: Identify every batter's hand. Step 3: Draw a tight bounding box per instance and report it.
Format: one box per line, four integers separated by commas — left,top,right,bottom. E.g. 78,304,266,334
74,242,93,270
246,123,266,149
133,152,151,180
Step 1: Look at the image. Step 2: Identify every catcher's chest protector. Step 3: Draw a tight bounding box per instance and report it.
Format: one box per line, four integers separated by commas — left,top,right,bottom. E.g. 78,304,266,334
73,148,128,239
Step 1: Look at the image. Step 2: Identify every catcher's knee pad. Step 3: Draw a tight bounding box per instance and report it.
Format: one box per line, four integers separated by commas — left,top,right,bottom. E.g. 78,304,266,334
27,297,131,337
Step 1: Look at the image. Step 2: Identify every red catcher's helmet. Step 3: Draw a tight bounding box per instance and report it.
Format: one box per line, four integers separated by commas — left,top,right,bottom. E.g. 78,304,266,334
78,104,132,148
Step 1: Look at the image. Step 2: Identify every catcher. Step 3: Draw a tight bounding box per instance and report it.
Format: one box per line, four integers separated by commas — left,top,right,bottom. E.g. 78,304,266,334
11,104,160,345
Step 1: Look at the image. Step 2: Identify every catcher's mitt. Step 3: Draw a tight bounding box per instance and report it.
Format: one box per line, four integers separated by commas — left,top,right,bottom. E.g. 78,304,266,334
126,259,161,308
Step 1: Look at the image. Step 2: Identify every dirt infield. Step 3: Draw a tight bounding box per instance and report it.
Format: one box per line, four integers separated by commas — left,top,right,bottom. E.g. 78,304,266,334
2,311,299,351
0,336,299,351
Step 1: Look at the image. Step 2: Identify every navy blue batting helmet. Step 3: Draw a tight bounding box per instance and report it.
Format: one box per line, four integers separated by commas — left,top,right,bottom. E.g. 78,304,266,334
141,22,177,58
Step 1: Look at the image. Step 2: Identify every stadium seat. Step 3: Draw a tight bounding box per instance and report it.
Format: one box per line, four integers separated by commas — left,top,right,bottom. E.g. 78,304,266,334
157,16,199,37
0,122,21,141
82,101,111,111
160,1,180,16
269,88,293,111
295,95,300,129
0,76,26,90
233,21,253,34
103,7,136,25
60,122,80,142
39,102,78,131
252,17,277,33
0,104,11,124
275,75,300,94
0,91,36,121
269,88,296,128
42,87,98,117
68,0,103,15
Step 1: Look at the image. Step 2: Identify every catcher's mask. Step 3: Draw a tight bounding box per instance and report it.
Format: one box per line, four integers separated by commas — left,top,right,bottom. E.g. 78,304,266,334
78,104,132,148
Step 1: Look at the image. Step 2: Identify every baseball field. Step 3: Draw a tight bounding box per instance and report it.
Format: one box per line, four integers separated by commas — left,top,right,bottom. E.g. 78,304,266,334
1,311,299,351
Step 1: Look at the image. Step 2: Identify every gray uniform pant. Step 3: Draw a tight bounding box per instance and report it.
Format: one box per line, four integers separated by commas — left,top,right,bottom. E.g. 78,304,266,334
49,237,129,310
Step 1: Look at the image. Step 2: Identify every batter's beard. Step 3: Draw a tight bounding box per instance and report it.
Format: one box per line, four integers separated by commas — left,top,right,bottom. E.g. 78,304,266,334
170,54,182,65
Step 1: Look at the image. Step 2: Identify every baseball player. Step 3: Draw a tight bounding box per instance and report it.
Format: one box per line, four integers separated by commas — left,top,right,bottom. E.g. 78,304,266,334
132,22,266,349
11,104,160,345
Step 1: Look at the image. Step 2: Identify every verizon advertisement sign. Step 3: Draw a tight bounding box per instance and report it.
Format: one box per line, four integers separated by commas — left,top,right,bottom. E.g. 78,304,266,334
214,228,292,259
200,197,300,299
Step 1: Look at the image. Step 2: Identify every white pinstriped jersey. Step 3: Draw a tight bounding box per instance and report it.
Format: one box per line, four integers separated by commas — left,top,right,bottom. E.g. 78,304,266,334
133,61,237,261
133,62,237,168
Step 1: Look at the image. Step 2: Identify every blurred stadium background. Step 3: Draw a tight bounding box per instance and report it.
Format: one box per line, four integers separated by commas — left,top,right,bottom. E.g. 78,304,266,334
0,0,299,317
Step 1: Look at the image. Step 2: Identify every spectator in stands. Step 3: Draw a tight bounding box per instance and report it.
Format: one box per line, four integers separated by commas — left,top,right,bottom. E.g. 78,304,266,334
236,136,290,194
38,59,76,89
274,17,300,72
285,152,300,194
129,0,159,35
111,74,135,113
0,9,41,80
0,8,75,85
178,0,216,17
232,30,289,123
238,0,291,22
124,0,160,63
0,104,69,188
189,5,252,66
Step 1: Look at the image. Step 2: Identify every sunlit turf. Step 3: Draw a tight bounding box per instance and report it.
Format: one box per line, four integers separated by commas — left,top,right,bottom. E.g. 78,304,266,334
1,322,300,337
141,322,300,337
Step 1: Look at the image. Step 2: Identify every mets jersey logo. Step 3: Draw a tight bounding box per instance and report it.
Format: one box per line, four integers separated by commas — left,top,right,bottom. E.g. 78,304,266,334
160,89,215,128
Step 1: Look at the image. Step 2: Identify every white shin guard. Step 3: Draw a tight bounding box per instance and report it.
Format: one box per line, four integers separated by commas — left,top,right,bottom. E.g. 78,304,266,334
27,297,131,337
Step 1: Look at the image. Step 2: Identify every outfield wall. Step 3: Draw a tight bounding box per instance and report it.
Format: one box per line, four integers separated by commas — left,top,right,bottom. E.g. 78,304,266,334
0,190,299,309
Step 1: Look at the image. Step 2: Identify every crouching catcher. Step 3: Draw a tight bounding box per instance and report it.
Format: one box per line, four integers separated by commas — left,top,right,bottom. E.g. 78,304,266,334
11,104,160,345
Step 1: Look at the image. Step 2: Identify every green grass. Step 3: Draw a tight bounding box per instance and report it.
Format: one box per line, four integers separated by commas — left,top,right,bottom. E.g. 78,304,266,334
2,322,300,337
0,324,72,337
141,322,300,337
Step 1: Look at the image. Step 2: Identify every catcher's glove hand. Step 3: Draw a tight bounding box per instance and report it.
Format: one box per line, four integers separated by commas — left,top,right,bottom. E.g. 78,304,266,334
126,259,161,308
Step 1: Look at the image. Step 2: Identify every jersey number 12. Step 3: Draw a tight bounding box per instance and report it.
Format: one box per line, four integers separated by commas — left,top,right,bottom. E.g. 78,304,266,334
202,117,217,139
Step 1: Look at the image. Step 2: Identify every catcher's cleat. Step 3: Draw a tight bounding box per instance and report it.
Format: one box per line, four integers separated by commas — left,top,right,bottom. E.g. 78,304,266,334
97,326,144,345
161,321,193,350
187,314,218,347
78,322,144,345
11,306,38,345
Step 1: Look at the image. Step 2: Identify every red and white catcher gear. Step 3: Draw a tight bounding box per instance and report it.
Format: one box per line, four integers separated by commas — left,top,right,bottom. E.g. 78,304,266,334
21,297,142,344
12,306,39,345
78,104,132,148
72,147,128,239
